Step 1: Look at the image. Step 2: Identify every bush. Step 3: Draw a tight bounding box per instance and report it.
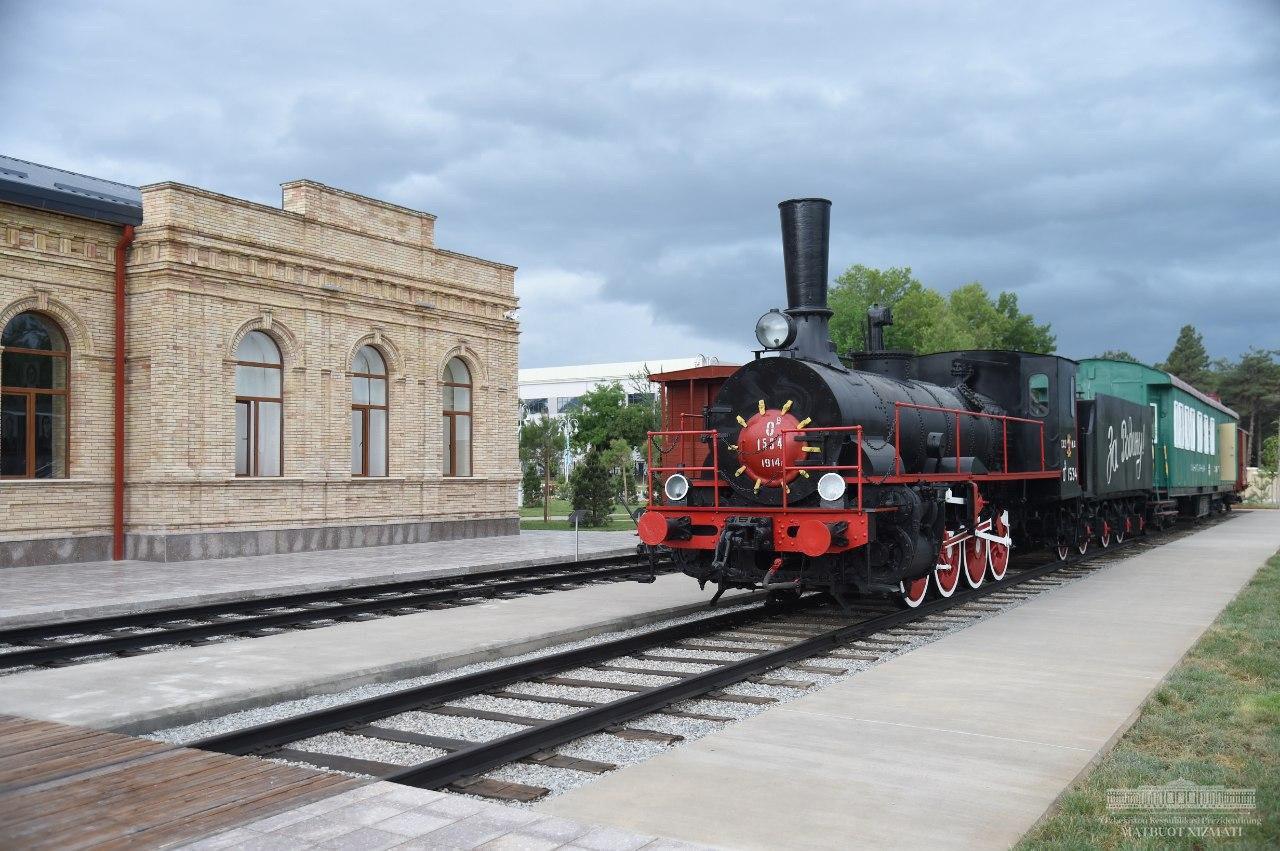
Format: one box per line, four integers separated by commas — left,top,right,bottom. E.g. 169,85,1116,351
521,463,544,507
569,449,614,526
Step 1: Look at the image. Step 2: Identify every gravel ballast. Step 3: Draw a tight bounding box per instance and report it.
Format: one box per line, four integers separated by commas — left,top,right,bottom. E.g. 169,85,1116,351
146,554,1131,806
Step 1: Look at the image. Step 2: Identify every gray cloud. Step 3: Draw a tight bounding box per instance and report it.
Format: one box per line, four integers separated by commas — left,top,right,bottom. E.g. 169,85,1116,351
1,0,1276,367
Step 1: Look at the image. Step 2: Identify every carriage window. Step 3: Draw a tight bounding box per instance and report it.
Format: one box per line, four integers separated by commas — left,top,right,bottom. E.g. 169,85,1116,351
1028,373,1050,417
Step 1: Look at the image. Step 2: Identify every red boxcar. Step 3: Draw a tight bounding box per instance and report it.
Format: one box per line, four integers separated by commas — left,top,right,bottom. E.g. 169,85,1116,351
648,364,739,473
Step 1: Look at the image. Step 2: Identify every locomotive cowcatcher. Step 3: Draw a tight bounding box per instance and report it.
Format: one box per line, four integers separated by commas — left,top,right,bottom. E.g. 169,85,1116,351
637,198,1158,608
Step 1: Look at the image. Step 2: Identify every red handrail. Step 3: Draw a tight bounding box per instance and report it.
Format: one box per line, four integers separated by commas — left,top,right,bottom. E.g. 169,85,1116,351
780,424,864,510
647,428,720,509
891,402,1046,476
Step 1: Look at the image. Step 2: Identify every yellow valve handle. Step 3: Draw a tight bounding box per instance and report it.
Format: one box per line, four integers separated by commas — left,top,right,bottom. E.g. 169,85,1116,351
781,399,793,414
736,415,748,428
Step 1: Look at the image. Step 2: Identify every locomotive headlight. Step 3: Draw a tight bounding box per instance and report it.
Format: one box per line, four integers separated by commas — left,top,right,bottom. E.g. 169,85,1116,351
663,473,690,503
754,309,796,350
817,472,847,502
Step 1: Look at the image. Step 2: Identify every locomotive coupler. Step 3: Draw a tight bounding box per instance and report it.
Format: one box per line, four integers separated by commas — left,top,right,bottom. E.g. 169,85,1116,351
704,516,774,605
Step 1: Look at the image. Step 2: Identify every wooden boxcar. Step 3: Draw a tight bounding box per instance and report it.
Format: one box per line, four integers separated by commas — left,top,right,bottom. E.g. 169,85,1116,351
648,363,739,474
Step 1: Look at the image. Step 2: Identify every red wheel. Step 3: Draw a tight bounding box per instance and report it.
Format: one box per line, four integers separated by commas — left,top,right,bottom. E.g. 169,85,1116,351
964,530,986,589
1116,515,1129,544
934,532,962,598
1099,519,1112,549
1077,523,1091,556
1056,542,1070,561
988,512,1010,580
899,575,929,608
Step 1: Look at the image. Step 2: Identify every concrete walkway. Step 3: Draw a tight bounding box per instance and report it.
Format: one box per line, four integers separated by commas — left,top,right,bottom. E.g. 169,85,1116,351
539,510,1280,851
0,573,750,734
0,530,637,627
178,782,712,850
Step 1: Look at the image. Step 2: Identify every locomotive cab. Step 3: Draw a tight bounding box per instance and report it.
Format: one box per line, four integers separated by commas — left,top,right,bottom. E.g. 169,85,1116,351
912,351,1082,499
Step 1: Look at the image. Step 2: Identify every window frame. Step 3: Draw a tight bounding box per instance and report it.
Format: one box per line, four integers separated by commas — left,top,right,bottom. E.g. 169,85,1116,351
351,346,389,477
1027,372,1051,418
234,332,283,477
1,312,70,480
442,358,473,478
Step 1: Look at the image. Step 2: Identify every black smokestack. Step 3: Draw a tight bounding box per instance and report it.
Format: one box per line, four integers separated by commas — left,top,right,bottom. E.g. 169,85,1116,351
778,198,837,364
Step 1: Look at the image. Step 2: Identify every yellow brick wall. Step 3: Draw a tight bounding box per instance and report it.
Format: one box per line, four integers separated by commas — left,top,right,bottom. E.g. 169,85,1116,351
0,180,519,541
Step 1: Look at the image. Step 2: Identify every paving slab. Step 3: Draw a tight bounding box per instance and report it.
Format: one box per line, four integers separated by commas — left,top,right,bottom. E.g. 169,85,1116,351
0,573,751,734
538,510,1280,851
177,782,714,850
0,529,637,628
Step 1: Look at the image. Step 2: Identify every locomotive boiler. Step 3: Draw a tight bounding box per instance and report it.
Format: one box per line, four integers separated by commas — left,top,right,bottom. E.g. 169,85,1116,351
638,198,1165,607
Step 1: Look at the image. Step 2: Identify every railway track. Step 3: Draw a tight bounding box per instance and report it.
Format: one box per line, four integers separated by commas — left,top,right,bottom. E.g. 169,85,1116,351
0,553,667,672
188,518,1226,803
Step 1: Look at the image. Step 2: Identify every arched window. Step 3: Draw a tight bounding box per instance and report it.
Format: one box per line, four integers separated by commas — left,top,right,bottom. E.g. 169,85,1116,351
442,357,472,477
234,331,282,476
1,312,69,478
351,345,388,476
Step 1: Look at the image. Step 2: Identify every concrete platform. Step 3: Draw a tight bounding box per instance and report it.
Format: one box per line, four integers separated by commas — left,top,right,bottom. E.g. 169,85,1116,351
178,781,711,850
0,529,637,628
0,573,751,734
538,510,1280,850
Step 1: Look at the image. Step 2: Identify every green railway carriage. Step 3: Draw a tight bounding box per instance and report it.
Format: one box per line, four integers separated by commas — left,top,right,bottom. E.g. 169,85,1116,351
1076,359,1240,517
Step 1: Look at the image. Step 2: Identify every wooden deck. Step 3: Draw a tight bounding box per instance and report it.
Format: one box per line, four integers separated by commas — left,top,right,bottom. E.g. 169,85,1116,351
0,713,359,849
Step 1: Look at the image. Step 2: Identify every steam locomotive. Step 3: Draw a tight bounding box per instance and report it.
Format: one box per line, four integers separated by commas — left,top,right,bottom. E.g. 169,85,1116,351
637,199,1245,607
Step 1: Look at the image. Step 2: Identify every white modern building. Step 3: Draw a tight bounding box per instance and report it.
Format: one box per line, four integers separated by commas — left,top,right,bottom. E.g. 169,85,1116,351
518,356,724,420
516,356,726,491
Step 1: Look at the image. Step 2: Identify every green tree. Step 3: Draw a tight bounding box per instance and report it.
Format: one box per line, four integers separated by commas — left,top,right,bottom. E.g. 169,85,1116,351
1262,434,1278,472
567,382,657,454
828,265,939,353
828,265,1054,356
519,417,566,523
569,448,614,526
1159,325,1211,387
1212,348,1280,466
993,291,1056,353
521,463,543,507
601,437,637,505
1096,350,1140,363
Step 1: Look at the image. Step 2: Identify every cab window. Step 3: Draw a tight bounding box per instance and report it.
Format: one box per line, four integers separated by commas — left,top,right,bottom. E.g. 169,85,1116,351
1029,373,1050,417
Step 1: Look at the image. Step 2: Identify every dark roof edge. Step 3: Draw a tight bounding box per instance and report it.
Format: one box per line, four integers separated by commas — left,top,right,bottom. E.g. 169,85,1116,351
0,154,143,227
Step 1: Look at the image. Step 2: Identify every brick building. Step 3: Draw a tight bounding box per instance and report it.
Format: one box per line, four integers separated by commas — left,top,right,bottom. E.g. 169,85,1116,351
0,155,519,567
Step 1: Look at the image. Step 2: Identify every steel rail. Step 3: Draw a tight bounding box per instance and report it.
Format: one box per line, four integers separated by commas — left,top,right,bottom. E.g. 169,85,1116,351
383,550,1081,790
194,514,1231,791
0,554,661,670
191,601,795,755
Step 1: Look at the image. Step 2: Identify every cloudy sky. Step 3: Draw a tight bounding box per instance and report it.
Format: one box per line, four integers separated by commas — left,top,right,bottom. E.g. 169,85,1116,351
2,1,1276,368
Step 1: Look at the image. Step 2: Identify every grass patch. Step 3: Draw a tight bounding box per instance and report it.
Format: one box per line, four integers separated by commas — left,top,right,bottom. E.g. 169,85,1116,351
519,497,575,518
519,518,635,532
1019,553,1280,849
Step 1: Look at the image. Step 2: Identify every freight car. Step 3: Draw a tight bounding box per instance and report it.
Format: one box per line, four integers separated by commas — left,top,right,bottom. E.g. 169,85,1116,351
638,198,1242,608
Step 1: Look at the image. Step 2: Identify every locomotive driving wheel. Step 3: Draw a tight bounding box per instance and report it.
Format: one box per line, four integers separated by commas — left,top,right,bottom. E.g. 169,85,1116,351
934,530,962,598
988,510,1011,580
899,575,929,608
964,528,986,588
